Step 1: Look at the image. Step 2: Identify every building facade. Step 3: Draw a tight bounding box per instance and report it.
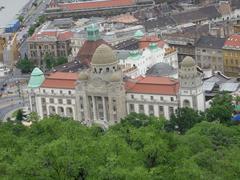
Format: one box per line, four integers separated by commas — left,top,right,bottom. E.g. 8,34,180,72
76,44,126,128
223,34,240,77
195,36,225,72
27,30,73,66
179,56,205,112
28,45,205,127
119,41,178,78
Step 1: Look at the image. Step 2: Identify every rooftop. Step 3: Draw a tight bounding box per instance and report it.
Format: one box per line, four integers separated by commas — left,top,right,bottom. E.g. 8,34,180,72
58,0,135,11
41,72,78,89
223,34,240,49
196,36,226,49
146,62,177,77
29,30,73,41
172,6,221,25
125,76,179,95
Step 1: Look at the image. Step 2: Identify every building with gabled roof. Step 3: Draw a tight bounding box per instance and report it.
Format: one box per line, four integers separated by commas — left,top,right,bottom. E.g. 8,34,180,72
27,30,73,66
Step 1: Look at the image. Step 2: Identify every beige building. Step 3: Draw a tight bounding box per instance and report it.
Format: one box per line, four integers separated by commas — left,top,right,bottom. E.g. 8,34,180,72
28,46,205,128
27,30,73,66
195,36,225,72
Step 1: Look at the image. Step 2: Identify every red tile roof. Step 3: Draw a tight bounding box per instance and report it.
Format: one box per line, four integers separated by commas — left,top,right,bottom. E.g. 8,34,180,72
29,31,73,41
224,34,240,48
58,0,135,11
125,76,179,95
139,35,165,49
41,72,78,89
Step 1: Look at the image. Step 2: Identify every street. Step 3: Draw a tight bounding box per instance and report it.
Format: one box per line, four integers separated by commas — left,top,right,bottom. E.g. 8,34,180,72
19,0,50,58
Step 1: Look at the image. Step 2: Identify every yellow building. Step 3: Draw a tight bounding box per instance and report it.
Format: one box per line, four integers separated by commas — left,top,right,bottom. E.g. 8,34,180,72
0,36,6,63
223,34,240,77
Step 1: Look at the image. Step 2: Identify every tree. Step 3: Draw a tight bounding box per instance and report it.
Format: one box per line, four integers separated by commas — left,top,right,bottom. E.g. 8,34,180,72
0,114,240,179
18,15,24,23
44,55,68,70
165,107,204,134
206,93,234,124
16,58,34,73
27,112,40,122
55,56,68,66
44,54,54,70
16,109,23,122
28,26,36,36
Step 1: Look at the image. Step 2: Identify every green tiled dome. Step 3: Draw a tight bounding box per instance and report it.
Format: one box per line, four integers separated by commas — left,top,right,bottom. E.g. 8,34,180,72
149,43,158,50
28,67,45,88
129,50,141,60
134,30,144,39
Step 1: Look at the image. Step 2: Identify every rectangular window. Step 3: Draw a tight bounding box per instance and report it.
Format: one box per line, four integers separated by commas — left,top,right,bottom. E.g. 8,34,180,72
169,106,174,117
51,90,54,94
67,99,72,105
60,90,63,94
41,98,46,104
149,105,154,116
159,106,164,116
151,96,154,100
58,99,63,104
50,98,54,103
68,91,71,95
160,97,164,101
131,95,134,99
139,104,144,114
171,97,174,102
129,104,135,112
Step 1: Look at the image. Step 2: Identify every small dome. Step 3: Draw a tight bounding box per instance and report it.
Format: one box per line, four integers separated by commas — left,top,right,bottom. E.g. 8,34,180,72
181,56,196,67
110,71,122,82
28,67,45,88
31,67,44,76
79,72,88,80
134,30,144,39
92,44,117,65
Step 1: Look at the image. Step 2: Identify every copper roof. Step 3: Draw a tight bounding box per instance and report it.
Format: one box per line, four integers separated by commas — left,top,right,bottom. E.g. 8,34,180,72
125,76,179,95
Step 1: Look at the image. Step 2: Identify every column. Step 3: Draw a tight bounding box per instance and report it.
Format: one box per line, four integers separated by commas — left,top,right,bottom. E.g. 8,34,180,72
92,96,97,121
102,96,107,122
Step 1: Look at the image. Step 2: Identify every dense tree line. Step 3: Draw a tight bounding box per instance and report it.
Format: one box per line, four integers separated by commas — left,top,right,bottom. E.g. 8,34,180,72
0,92,240,179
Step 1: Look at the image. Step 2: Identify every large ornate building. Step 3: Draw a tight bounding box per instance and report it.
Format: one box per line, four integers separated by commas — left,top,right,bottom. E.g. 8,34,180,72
28,45,205,128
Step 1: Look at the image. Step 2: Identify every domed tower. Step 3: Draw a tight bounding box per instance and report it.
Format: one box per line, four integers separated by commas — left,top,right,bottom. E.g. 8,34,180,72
179,56,205,111
76,44,126,128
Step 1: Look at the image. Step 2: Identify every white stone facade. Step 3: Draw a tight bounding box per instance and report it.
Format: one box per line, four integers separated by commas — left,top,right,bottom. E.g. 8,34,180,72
119,43,178,78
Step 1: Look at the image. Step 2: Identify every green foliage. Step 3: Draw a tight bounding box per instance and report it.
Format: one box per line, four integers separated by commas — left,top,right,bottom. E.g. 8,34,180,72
206,93,234,124
44,54,68,70
28,26,36,36
165,107,205,134
0,114,239,179
16,58,34,73
17,15,24,23
15,109,23,122
28,15,46,36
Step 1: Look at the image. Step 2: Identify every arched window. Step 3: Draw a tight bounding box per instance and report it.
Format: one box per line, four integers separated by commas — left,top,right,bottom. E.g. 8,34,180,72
99,68,102,73
49,106,56,115
183,99,190,108
106,67,109,72
57,107,64,115
66,107,73,117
